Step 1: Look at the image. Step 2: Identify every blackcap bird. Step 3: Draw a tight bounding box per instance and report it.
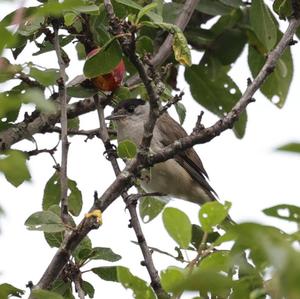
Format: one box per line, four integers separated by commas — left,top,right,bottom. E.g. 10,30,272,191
106,98,218,205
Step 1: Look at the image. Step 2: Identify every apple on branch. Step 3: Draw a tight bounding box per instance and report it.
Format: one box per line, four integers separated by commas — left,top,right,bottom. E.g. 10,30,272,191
86,48,125,92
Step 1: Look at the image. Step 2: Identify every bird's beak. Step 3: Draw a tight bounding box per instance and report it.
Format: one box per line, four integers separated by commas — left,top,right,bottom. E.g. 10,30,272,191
105,111,126,121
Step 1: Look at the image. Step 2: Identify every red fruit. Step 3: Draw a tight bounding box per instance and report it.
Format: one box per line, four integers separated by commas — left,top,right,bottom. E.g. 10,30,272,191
87,48,126,92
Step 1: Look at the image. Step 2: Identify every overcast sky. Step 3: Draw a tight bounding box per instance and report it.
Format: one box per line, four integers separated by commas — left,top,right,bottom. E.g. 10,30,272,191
1,1,300,298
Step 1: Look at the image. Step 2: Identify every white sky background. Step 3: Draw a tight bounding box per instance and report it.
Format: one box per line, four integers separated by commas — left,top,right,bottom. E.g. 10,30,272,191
1,1,300,298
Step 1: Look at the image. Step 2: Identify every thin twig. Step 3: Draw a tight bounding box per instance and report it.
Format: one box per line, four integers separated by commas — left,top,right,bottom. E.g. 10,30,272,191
192,111,205,135
174,232,208,299
25,147,57,157
160,92,184,115
48,127,108,140
188,232,208,271
53,21,69,225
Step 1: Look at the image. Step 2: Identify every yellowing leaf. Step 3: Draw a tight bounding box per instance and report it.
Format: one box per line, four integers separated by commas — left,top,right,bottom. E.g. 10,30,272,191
173,31,192,66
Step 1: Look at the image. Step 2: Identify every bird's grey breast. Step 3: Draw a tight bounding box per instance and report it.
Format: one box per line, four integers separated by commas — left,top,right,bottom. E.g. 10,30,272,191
116,116,163,151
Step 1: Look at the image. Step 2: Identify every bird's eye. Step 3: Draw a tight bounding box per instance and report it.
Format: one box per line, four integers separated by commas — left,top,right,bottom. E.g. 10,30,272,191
127,106,135,113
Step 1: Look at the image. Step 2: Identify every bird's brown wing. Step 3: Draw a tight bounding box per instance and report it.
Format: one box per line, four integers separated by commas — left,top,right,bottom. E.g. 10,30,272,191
156,113,217,200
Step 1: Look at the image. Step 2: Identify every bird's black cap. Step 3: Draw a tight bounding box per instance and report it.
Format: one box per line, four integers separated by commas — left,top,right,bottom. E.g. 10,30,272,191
113,98,145,112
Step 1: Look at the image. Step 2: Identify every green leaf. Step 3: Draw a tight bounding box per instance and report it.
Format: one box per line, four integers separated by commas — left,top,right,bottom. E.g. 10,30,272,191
273,0,293,19
67,84,98,98
44,230,64,248
92,266,155,298
250,0,277,51
0,58,23,83
175,102,186,125
136,36,154,55
263,204,300,223
277,142,300,154
51,279,74,299
82,281,95,298
161,266,185,293
42,173,83,216
43,205,70,248
68,178,83,216
31,289,64,299
117,140,137,159
36,0,86,16
199,201,231,232
161,267,232,296
73,236,92,261
115,0,162,22
67,117,80,130
186,27,215,49
219,0,242,7
74,5,100,15
136,3,158,23
248,44,293,108
78,247,121,262
0,94,22,123
75,42,86,60
64,12,78,26
199,250,231,272
139,196,168,223
30,67,60,86
0,7,36,27
22,89,56,112
92,266,118,282
191,224,220,249
83,40,122,78
0,283,24,298
113,86,132,101
42,172,60,210
208,28,247,65
0,150,31,187
196,0,234,15
25,210,65,233
162,207,192,248
18,15,44,36
185,62,247,138
0,26,14,55
117,266,156,299
182,269,232,296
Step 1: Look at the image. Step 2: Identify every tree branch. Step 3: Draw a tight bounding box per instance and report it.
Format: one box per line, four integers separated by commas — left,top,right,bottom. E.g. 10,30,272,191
53,22,69,225
93,95,169,299
0,97,96,151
